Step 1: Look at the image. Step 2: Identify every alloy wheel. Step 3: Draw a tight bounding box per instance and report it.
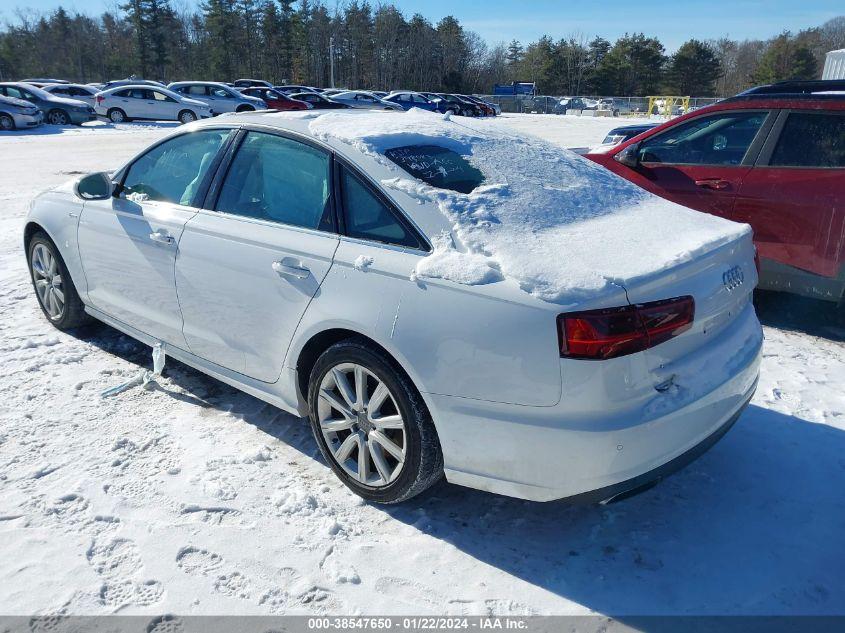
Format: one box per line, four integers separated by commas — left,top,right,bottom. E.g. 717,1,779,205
31,243,65,320
0,114,13,130
49,110,68,125
180,111,196,124
109,109,124,123
317,363,407,487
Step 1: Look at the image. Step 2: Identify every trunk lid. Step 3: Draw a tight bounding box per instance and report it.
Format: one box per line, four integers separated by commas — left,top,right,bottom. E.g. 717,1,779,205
620,231,758,377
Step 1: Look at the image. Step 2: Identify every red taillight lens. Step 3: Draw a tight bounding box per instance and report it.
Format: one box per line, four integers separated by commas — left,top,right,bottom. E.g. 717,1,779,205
96,96,104,104
558,296,694,360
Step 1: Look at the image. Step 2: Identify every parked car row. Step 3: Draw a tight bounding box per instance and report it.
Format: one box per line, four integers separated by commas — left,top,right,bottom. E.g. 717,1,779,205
1,76,502,130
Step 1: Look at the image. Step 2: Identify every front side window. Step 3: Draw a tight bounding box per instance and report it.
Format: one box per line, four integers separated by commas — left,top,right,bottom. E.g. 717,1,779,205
341,168,421,249
151,90,175,102
384,145,485,194
769,112,845,168
211,87,233,98
215,132,332,231
4,87,24,99
121,130,230,205
638,111,767,166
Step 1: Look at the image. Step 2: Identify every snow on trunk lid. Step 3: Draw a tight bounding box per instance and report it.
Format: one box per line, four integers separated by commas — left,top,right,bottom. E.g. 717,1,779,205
310,109,751,308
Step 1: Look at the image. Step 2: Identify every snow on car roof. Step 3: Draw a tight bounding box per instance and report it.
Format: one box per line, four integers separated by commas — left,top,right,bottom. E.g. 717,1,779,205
200,109,750,305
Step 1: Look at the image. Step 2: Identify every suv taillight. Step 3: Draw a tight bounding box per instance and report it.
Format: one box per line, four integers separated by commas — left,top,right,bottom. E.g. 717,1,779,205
558,296,695,360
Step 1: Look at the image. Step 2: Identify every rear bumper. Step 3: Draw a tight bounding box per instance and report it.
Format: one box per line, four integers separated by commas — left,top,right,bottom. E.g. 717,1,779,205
430,304,763,502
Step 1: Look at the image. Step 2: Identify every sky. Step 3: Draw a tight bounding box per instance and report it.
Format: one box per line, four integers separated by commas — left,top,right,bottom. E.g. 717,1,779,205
1,0,842,51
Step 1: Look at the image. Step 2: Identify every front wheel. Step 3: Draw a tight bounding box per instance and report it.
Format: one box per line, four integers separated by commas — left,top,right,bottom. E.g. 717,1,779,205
28,231,91,330
178,110,197,124
307,340,443,504
0,113,14,130
48,109,69,125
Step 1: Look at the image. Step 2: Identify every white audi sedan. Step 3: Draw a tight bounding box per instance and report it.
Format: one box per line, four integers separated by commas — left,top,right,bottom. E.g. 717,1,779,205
24,110,762,504
94,85,212,124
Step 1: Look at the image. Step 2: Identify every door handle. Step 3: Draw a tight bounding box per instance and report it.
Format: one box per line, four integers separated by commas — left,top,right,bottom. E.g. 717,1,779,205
272,259,310,279
149,231,175,245
694,178,730,190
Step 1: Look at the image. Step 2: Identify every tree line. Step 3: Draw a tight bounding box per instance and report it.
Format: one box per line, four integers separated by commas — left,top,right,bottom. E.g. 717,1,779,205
0,1,842,97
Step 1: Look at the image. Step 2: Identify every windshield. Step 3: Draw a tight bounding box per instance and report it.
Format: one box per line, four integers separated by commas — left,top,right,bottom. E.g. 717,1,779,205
384,145,485,194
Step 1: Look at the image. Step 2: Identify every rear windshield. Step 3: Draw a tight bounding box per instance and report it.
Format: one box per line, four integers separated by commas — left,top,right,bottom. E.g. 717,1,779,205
384,145,485,194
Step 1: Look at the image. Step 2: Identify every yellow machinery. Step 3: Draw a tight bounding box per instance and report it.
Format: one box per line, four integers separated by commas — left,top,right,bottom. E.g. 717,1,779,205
644,96,690,117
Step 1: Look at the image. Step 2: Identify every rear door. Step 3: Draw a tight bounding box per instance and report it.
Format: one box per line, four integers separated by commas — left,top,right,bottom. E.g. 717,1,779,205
734,109,845,283
176,129,339,381
625,110,775,220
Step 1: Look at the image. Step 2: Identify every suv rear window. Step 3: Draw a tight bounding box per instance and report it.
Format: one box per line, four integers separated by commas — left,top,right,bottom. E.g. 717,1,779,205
770,112,845,168
384,145,484,194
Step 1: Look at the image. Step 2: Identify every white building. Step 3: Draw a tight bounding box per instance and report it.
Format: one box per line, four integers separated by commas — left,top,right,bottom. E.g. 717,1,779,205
822,49,845,80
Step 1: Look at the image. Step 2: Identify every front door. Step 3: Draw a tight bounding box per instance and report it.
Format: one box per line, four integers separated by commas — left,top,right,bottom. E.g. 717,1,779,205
734,110,845,280
176,130,339,381
624,110,773,220
77,129,232,345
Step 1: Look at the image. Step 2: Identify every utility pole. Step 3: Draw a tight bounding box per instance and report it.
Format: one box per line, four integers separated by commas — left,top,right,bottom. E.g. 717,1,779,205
329,36,335,88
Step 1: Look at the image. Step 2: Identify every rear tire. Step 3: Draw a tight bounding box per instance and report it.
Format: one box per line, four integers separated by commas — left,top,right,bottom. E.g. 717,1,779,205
0,113,14,130
307,339,443,504
107,108,127,123
27,231,92,330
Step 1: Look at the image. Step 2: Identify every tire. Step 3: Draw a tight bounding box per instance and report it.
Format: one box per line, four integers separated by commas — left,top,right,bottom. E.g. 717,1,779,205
108,108,127,123
307,339,443,504
27,231,92,330
0,113,14,130
178,110,197,124
48,109,69,125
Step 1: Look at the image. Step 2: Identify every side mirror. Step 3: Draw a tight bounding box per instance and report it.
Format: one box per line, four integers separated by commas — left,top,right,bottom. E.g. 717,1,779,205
614,143,641,169
74,172,115,200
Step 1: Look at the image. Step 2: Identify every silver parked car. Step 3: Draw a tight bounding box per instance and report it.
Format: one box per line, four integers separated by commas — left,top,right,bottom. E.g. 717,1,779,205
167,82,267,114
0,94,43,130
329,91,401,111
94,85,212,124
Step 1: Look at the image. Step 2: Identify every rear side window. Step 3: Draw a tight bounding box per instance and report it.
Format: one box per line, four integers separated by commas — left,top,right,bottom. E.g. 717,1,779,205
639,111,767,166
215,131,333,231
384,145,485,194
340,167,422,249
121,130,230,205
769,112,845,168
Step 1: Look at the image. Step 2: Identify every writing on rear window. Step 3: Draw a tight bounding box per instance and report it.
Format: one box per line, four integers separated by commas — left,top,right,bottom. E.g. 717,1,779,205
384,145,484,194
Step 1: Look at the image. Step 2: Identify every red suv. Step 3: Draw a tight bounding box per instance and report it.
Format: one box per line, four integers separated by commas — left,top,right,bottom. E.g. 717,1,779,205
586,82,845,303
238,87,311,111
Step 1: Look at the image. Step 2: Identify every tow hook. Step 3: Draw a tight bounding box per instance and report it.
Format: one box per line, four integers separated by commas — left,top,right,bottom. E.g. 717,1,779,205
654,374,677,393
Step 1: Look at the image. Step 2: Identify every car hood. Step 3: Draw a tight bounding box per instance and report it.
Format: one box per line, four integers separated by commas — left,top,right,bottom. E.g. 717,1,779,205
307,109,751,308
181,97,211,108
0,95,34,109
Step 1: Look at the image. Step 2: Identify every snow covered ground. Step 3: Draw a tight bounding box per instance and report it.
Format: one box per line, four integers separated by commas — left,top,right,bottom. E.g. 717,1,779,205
0,115,843,617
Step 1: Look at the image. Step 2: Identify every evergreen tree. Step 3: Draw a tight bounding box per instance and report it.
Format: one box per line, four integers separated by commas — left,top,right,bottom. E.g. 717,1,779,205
664,39,720,96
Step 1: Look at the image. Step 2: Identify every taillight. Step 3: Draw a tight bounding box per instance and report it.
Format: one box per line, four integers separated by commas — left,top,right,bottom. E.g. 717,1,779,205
96,96,104,104
558,296,694,360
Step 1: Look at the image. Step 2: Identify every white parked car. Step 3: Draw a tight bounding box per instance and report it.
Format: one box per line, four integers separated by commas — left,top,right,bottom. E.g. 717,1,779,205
42,83,100,107
94,85,212,124
24,110,762,504
167,81,267,114
329,90,401,111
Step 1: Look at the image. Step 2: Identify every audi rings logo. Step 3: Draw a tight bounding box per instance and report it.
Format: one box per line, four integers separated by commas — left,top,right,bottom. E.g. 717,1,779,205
722,265,745,291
